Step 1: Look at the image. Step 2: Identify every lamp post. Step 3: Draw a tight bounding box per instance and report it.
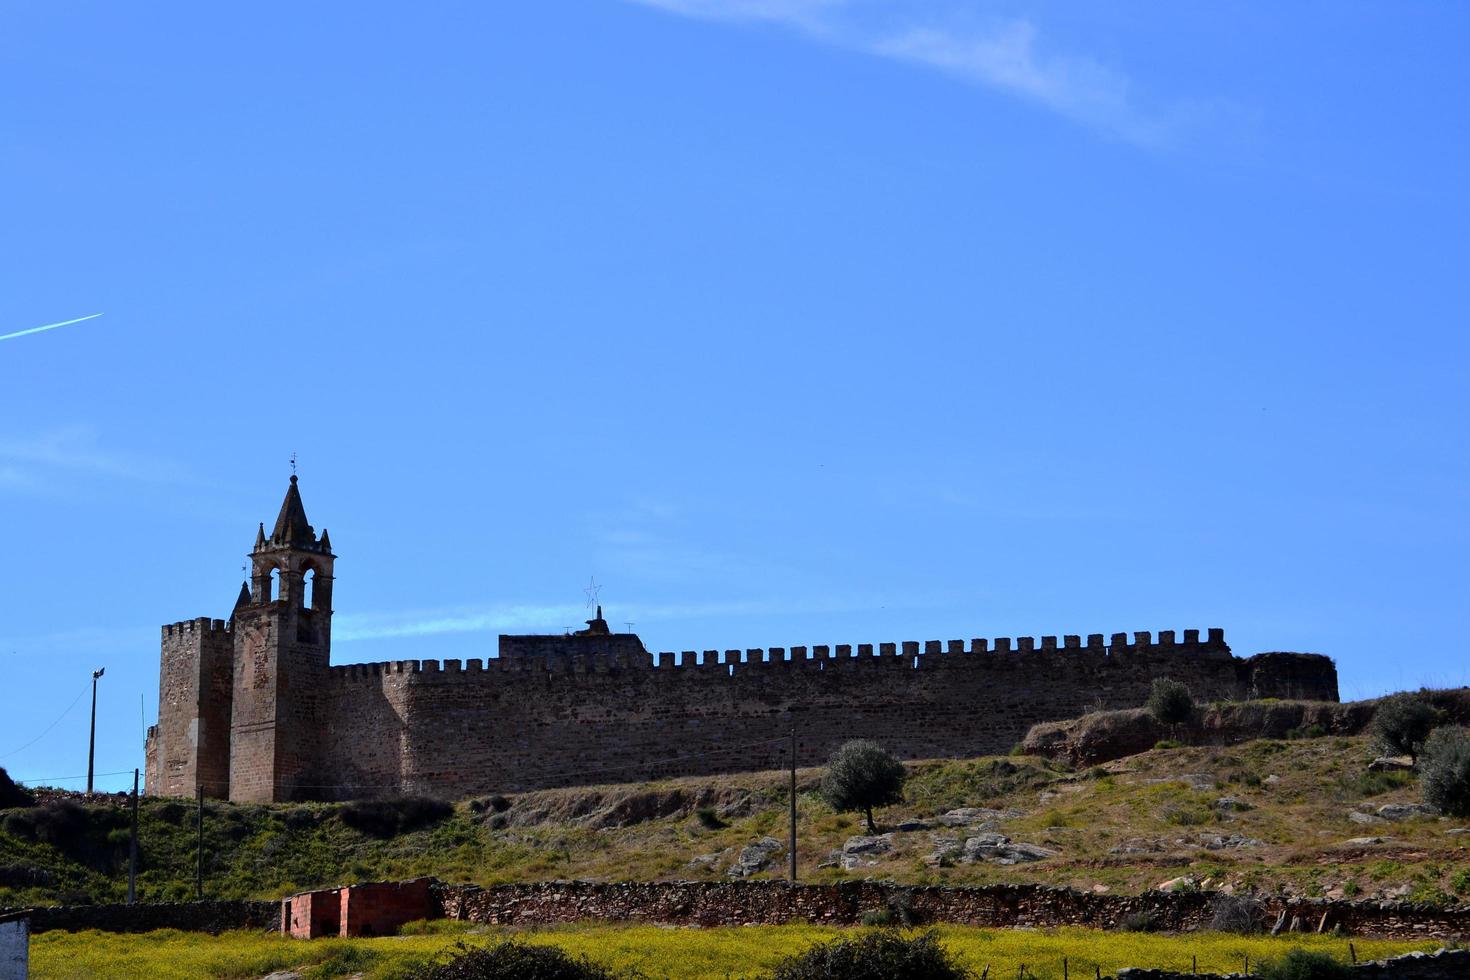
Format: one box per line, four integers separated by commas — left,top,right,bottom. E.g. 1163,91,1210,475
87,667,105,793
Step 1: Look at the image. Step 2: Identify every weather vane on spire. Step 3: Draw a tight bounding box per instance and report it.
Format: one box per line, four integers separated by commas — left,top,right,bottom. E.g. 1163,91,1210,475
290,452,298,476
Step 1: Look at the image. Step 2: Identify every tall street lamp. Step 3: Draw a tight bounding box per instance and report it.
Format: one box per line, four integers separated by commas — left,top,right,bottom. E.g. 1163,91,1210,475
87,667,105,793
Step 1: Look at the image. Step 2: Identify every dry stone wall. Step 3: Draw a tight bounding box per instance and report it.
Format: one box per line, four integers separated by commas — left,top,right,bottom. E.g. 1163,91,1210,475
16,900,276,935
436,881,1469,941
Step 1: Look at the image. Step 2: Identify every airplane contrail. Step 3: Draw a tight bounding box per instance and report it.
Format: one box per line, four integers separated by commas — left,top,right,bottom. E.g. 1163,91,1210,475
0,313,104,343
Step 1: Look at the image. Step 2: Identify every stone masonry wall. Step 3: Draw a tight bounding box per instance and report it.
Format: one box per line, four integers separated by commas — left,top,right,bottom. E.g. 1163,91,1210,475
1118,949,1470,980
436,880,1469,941
315,631,1336,798
18,900,276,935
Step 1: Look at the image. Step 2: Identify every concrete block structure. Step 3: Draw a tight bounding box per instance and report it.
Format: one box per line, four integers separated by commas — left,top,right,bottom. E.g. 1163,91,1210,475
146,477,1341,804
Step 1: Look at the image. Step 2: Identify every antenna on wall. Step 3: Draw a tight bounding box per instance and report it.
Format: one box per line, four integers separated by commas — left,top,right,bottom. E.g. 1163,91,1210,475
624,622,635,634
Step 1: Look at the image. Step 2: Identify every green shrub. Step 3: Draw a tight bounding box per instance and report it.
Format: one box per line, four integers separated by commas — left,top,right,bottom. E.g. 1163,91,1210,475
1255,948,1352,980
0,767,34,809
695,806,726,830
1153,740,1182,751
1146,678,1194,724
409,940,636,979
820,740,906,835
1370,693,1443,763
766,929,971,980
1419,726,1470,817
1162,804,1209,826
1346,770,1413,798
1451,868,1470,896
338,797,453,838
468,795,511,816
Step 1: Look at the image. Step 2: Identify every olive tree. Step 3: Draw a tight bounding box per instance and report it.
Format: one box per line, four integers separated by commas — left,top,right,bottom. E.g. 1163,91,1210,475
1370,692,1443,763
821,739,906,835
1420,726,1470,817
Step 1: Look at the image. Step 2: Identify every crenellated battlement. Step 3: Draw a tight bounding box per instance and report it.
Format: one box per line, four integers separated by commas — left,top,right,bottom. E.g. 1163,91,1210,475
320,627,1233,688
161,617,233,638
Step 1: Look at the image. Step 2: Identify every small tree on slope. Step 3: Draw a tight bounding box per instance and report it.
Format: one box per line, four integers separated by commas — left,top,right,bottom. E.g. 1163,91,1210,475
1371,692,1443,763
1420,726,1470,817
1146,678,1195,725
821,739,906,835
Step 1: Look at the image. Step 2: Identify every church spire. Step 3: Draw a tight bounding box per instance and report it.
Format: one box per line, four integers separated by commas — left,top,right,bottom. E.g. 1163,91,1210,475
270,474,315,547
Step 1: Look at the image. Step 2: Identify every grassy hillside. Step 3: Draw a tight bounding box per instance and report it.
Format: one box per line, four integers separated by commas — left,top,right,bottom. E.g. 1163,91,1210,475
3,733,1467,908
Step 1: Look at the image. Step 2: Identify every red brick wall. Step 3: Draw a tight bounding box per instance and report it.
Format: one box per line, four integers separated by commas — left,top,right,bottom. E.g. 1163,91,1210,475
281,888,340,938
337,878,435,937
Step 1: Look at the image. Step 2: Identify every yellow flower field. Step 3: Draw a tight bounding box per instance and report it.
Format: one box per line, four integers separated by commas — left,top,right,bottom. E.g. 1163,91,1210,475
28,923,1438,980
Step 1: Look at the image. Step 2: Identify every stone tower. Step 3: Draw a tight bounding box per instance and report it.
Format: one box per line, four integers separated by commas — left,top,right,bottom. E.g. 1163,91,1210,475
149,611,238,799
228,475,336,803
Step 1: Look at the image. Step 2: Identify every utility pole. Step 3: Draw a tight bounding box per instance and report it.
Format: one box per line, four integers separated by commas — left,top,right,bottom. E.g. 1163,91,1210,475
127,769,139,904
86,667,105,793
789,726,797,883
196,786,205,899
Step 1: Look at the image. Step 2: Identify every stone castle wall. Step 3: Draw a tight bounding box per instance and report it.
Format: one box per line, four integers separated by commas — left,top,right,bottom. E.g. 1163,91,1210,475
296,629,1336,800
145,479,1342,803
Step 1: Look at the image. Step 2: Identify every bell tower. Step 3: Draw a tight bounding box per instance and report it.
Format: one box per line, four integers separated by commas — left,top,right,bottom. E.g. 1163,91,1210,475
229,475,336,802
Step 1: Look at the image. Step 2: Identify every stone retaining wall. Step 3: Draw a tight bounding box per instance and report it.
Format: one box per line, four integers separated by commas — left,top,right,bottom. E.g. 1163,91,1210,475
8,883,1469,942
436,881,1470,941
14,900,275,935
1117,948,1469,979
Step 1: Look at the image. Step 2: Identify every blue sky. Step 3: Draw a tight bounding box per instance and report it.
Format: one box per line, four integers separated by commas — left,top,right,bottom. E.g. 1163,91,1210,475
2,2,1467,792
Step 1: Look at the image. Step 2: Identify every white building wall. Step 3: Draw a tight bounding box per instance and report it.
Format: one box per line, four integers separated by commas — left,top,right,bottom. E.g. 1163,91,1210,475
0,918,27,980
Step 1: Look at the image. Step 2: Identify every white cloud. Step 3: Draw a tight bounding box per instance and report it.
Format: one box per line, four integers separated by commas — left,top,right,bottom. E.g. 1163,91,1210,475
0,426,192,486
624,0,1179,146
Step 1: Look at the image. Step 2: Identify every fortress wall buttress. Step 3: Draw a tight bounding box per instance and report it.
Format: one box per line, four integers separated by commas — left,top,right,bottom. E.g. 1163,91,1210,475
357,628,1264,799
149,618,234,798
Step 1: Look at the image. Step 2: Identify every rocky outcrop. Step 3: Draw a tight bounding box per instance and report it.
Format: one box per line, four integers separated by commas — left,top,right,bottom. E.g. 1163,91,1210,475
1022,689,1470,768
727,837,783,878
